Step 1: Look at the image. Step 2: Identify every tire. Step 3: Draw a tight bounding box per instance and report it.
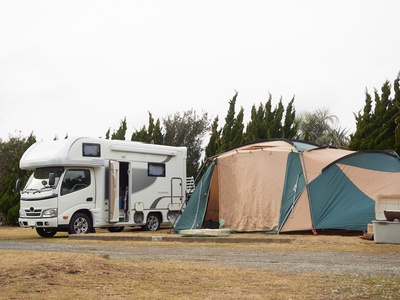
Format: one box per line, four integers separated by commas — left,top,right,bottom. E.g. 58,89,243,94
69,212,92,234
142,213,161,231
36,227,58,238
107,226,125,233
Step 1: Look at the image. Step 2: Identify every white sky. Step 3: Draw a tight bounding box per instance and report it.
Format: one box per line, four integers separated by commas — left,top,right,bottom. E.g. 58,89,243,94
1,1,400,142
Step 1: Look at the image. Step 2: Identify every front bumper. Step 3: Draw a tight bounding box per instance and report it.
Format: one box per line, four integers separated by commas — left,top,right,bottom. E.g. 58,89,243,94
19,217,58,228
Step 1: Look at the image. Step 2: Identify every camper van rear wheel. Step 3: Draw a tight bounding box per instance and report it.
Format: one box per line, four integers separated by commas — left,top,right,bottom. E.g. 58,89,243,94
69,213,91,235
107,226,125,233
143,213,161,231
36,227,58,238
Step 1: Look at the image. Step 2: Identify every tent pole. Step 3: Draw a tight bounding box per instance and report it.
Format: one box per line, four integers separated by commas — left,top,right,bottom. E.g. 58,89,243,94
277,176,304,234
190,180,203,229
299,150,318,235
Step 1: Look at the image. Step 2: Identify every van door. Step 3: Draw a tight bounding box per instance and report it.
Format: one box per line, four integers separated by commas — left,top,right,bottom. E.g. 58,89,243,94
109,160,120,223
58,168,95,220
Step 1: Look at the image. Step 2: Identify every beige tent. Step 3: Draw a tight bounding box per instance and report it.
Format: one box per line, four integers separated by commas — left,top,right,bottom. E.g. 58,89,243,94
175,139,400,233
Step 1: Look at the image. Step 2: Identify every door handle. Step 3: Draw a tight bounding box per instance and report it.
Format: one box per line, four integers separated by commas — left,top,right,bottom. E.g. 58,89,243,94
86,197,93,202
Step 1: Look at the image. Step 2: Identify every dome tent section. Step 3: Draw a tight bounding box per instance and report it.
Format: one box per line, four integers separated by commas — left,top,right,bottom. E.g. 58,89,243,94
174,139,400,234
173,161,216,233
305,151,400,232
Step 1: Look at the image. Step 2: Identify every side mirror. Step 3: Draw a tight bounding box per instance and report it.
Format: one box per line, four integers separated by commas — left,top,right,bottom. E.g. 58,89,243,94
15,179,22,192
49,173,56,186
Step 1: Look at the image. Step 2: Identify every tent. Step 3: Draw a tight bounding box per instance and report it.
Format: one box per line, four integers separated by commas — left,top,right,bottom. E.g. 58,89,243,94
174,139,400,233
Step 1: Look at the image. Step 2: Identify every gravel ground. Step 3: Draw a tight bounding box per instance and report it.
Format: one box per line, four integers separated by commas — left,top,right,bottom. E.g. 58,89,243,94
1,239,399,276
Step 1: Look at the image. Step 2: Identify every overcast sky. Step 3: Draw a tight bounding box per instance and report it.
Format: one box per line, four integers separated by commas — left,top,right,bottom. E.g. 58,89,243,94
1,1,399,142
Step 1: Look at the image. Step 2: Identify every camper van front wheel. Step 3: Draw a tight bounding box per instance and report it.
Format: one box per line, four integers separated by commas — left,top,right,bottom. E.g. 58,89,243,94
69,213,92,235
36,227,57,238
143,213,161,231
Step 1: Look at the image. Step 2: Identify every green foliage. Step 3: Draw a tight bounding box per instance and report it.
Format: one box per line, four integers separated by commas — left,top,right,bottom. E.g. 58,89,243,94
296,108,349,148
163,109,209,177
205,116,221,159
111,117,127,140
230,106,245,147
0,133,36,224
105,128,111,139
206,92,298,158
131,112,163,144
269,99,284,138
349,73,400,153
131,109,209,177
244,94,297,143
282,97,297,139
245,102,265,142
220,92,239,151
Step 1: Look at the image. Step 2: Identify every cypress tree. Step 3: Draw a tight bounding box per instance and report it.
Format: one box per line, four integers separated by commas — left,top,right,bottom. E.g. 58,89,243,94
269,99,284,138
219,92,238,152
282,97,297,139
205,116,221,158
263,94,274,139
111,117,127,140
245,103,265,142
231,107,245,148
350,74,400,152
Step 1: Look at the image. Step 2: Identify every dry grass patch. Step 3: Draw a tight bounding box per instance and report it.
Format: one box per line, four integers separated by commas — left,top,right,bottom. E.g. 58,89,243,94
3,226,400,254
1,250,399,300
1,227,400,299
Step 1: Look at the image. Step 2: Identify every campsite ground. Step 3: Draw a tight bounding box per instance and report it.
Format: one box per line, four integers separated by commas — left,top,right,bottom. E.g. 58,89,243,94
1,226,400,299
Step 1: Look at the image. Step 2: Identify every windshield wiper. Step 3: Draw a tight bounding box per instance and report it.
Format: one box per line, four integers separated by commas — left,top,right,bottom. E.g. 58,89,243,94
33,187,52,194
21,189,38,194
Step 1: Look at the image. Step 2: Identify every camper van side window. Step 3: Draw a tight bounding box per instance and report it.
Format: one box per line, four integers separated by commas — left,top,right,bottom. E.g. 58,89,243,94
148,163,165,177
61,169,91,195
82,143,101,157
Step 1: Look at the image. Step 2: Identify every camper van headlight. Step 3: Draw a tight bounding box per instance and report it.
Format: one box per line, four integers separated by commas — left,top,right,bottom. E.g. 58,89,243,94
19,209,27,218
42,208,58,218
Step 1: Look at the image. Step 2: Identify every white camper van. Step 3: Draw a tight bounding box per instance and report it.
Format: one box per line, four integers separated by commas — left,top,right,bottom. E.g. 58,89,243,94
18,137,190,237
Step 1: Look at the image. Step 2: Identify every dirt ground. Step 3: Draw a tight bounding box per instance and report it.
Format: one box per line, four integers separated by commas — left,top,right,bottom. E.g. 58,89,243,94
1,226,400,299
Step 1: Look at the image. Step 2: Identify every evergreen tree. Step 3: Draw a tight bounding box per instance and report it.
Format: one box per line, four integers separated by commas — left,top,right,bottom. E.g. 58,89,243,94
205,116,221,158
245,103,266,142
230,106,245,147
269,99,284,138
350,73,400,153
282,97,297,139
244,94,297,142
131,125,150,142
131,112,163,144
111,117,127,140
263,94,274,138
152,118,164,145
394,75,400,152
218,92,247,151
373,81,396,150
163,109,209,177
219,92,238,152
132,112,152,143
0,133,36,224
350,90,373,150
105,128,111,139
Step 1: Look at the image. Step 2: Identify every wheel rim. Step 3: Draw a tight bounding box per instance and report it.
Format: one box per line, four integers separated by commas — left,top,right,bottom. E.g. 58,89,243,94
147,215,159,231
73,216,89,234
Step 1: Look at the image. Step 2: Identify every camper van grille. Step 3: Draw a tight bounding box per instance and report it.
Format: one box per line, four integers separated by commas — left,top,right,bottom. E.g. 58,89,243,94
24,209,42,217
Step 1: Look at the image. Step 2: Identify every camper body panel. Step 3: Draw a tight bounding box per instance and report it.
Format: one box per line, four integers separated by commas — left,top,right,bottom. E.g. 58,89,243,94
18,137,187,235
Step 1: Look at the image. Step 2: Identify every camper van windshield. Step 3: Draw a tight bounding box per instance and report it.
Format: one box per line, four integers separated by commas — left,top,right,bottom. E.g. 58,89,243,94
23,167,64,193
